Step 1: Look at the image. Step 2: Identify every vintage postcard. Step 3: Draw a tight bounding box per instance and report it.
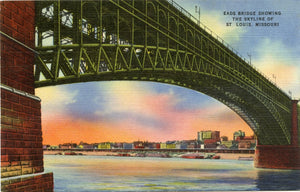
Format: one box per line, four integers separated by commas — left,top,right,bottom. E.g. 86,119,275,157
1,0,299,191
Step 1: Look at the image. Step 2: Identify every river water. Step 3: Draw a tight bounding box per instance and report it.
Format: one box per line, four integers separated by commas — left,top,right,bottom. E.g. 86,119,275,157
44,155,300,191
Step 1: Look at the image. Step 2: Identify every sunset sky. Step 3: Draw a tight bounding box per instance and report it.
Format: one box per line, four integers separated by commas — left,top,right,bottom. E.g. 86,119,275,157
36,0,300,145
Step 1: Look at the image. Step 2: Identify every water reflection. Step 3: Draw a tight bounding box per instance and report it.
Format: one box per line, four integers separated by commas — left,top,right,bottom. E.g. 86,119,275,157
44,155,300,191
255,169,300,190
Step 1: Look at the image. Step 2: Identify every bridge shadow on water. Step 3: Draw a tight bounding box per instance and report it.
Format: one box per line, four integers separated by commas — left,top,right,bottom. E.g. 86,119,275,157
255,169,300,190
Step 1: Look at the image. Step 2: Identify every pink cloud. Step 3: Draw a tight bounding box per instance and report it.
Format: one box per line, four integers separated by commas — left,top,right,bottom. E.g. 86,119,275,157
41,82,253,145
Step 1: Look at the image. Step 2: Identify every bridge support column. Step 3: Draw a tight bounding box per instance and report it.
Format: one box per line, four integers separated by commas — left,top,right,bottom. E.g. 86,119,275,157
255,100,300,169
1,1,53,191
255,145,300,169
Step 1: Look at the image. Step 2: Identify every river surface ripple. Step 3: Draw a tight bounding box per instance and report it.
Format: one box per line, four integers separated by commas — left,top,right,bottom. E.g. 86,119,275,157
44,155,300,191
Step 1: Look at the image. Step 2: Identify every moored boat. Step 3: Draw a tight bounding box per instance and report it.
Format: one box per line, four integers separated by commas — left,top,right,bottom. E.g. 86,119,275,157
117,153,131,157
64,151,78,155
212,155,221,159
181,153,205,159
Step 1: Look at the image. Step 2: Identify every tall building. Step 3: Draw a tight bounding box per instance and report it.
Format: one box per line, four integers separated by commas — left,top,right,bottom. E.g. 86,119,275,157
197,130,220,142
211,131,220,140
233,130,245,140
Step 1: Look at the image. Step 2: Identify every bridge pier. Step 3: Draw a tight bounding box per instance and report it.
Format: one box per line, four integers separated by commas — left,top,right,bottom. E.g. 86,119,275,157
255,145,300,169
255,100,300,169
1,1,53,191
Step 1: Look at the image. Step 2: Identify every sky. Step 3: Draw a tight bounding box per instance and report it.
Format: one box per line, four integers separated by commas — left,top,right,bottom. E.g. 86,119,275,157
36,0,300,145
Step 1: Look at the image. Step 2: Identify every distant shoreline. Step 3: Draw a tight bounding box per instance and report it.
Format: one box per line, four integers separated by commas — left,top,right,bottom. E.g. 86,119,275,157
44,150,254,160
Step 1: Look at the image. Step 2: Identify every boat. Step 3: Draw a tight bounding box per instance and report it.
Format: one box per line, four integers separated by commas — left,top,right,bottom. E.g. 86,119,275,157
181,153,205,159
64,151,78,155
212,155,221,159
117,153,131,157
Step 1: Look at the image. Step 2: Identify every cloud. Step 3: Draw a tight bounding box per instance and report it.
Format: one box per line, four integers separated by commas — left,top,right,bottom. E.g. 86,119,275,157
35,85,79,117
37,81,254,144
92,82,253,141
94,81,182,124
198,10,247,45
42,114,118,145
253,38,300,97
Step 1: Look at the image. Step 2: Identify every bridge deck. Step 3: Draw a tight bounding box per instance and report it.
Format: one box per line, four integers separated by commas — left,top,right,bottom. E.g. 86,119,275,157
34,0,294,145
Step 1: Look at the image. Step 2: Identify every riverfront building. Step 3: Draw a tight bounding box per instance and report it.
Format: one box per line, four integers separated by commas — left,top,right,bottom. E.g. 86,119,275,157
233,130,245,140
98,142,111,149
197,130,220,143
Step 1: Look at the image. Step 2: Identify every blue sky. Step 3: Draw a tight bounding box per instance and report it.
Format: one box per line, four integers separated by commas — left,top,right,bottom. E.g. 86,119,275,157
175,0,300,96
36,0,300,144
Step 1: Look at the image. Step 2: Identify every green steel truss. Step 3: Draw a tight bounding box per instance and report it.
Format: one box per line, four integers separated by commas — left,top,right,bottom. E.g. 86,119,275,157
35,0,293,145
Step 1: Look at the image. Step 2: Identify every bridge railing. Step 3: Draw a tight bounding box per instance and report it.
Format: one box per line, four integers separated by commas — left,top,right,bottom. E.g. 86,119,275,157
165,0,288,97
165,0,247,62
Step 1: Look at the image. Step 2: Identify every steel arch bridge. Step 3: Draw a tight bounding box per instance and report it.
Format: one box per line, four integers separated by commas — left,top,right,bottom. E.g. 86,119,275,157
34,0,293,145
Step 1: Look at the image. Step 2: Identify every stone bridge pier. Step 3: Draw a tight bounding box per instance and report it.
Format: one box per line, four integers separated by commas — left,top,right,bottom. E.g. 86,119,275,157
255,100,300,169
1,1,53,191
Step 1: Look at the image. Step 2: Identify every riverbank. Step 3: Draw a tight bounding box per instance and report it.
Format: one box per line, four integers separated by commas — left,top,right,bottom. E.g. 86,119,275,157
44,150,254,160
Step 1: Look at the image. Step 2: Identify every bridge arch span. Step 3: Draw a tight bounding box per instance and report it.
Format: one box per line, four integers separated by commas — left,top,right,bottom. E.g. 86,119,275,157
34,0,294,147
35,68,287,146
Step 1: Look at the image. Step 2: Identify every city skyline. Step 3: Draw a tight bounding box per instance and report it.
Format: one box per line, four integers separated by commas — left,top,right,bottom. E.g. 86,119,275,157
36,0,300,145
44,129,252,145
